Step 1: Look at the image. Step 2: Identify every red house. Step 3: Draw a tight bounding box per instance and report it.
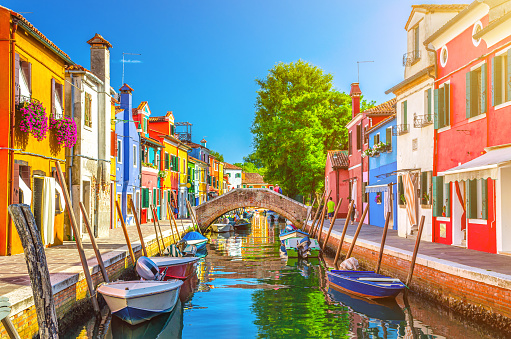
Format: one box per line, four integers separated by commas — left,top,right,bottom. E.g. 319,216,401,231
346,83,396,222
324,150,350,217
425,1,511,254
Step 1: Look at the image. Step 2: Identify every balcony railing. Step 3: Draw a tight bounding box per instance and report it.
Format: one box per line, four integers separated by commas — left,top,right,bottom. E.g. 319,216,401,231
413,114,433,128
15,94,31,107
393,124,410,136
403,50,421,66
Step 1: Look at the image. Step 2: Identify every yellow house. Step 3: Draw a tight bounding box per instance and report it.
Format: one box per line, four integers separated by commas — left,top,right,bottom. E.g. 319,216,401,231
110,93,120,228
0,8,74,255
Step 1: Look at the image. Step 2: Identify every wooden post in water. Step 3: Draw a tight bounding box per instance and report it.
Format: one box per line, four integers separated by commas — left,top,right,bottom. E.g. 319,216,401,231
186,199,202,234
54,162,101,315
115,200,136,264
165,203,177,245
321,198,343,250
306,191,325,233
149,205,163,253
8,204,59,338
151,205,166,249
301,196,316,231
375,211,391,274
406,215,425,286
129,199,147,257
79,202,109,283
168,202,182,241
312,190,331,238
333,200,354,269
345,203,370,259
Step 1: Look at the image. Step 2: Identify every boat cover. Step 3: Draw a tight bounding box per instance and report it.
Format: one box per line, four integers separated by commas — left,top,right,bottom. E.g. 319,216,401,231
181,231,207,242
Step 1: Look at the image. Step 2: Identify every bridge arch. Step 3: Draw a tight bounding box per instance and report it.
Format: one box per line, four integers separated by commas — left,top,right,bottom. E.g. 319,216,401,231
193,188,310,230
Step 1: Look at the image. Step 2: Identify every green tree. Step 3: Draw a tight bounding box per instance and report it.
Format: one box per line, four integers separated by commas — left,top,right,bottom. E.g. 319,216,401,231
209,150,224,162
251,60,372,197
233,162,265,176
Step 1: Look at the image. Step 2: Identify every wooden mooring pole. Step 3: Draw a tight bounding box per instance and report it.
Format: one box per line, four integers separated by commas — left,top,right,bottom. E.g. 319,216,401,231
115,200,136,264
406,215,425,286
151,206,166,249
301,196,316,231
79,202,109,283
312,190,331,238
8,204,59,337
54,162,101,315
129,199,147,257
345,203,369,259
186,199,202,235
321,198,343,250
168,202,182,241
306,190,325,234
148,205,162,254
375,211,391,274
333,200,354,269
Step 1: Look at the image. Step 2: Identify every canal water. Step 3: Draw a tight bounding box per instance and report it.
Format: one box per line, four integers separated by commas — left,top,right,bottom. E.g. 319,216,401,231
65,213,501,338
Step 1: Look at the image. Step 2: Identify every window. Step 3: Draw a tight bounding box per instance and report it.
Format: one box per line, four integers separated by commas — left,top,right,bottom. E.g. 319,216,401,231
51,79,64,119
467,179,488,220
364,125,369,144
156,153,160,168
127,194,133,215
348,132,352,155
472,21,483,47
433,176,450,217
15,55,32,103
356,124,362,150
398,176,404,206
373,133,380,146
142,188,149,208
466,65,487,118
143,117,148,133
133,145,137,167
84,92,92,127
434,84,451,129
243,185,246,188
165,152,169,170
492,50,511,106
424,89,432,121
401,101,408,131
117,139,122,163
235,173,241,178
440,46,448,68
420,171,432,205
362,182,368,203
153,188,157,206
111,131,117,157
413,25,420,60
227,173,231,177
386,127,392,150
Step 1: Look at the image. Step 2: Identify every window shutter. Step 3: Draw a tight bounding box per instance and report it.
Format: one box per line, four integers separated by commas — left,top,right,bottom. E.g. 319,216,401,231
398,175,404,205
386,127,392,149
15,54,20,104
13,164,19,204
427,88,432,119
492,56,502,106
356,124,361,150
432,176,443,217
153,189,156,206
111,131,117,156
420,171,426,204
507,50,511,102
444,182,451,217
348,132,352,155
443,83,450,126
482,178,488,220
466,72,472,118
21,61,32,95
481,64,487,114
466,179,477,219
434,88,439,129
51,78,56,116
403,101,407,126
439,87,445,128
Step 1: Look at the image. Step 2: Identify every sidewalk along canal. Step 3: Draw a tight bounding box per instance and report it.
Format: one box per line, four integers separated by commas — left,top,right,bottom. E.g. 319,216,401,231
0,220,193,338
317,219,511,332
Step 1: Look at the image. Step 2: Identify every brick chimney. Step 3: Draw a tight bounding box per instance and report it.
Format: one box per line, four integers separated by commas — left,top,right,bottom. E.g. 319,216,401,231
350,83,362,118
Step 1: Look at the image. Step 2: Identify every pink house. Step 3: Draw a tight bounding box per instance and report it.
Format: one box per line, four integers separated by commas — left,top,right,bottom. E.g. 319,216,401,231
325,150,350,217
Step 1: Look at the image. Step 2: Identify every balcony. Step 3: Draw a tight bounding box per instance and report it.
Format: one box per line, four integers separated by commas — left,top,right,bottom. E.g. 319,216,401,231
393,124,410,136
15,94,32,107
413,114,433,128
403,50,421,66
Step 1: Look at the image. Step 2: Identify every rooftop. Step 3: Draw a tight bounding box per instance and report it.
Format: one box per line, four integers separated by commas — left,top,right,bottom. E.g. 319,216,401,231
366,115,396,134
328,150,349,169
242,172,267,184
224,162,242,170
363,98,397,116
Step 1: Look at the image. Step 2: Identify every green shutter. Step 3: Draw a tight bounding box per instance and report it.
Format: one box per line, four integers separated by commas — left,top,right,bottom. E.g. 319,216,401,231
427,88,432,119
142,188,149,208
466,71,472,118
432,176,443,217
507,49,511,102
434,88,439,129
443,84,450,126
466,179,477,219
481,64,487,114
438,86,445,128
482,178,488,220
398,175,404,206
420,172,427,204
444,182,451,218
403,101,407,127
386,127,392,149
153,189,156,206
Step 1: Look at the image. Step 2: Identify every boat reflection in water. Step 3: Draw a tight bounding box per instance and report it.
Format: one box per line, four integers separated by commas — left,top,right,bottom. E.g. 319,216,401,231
179,272,199,303
108,299,184,339
285,257,319,278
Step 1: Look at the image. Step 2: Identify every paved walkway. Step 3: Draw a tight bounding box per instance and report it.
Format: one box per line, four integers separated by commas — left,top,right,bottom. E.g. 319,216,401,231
0,219,192,296
316,219,511,276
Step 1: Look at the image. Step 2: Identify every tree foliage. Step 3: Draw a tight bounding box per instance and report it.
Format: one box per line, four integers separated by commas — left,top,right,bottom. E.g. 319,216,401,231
233,162,265,176
250,60,372,197
209,150,224,162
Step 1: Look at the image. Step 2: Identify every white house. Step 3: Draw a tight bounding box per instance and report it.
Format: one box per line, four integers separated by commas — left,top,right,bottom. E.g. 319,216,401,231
385,4,467,241
224,163,242,190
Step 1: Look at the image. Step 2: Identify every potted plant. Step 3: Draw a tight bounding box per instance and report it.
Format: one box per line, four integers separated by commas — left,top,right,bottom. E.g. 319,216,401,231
18,99,48,141
49,116,77,148
400,194,406,205
375,192,382,204
158,170,167,178
422,192,430,205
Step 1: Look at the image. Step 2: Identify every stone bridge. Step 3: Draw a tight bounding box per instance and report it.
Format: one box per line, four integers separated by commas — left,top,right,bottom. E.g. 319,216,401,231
193,188,310,230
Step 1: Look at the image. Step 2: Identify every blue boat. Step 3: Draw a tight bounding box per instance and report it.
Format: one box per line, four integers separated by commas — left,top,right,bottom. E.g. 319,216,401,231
181,231,208,246
327,270,406,299
279,228,309,241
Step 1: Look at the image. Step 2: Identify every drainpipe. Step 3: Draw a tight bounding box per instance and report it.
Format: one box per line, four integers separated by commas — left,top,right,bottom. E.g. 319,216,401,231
425,43,437,79
8,19,18,255
69,74,75,239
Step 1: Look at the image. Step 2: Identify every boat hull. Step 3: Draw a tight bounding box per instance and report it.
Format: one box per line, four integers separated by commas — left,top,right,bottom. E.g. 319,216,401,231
327,270,405,299
285,247,320,258
211,223,233,233
279,230,308,241
151,257,200,280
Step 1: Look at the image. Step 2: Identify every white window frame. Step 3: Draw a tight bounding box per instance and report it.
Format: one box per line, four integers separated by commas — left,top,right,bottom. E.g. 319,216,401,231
440,45,448,68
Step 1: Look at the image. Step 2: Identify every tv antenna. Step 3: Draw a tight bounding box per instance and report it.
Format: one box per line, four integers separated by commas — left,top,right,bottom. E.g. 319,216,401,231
122,52,141,85
357,61,374,83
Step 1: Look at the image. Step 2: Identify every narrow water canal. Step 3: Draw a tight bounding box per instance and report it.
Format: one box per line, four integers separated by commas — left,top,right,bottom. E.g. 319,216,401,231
66,213,499,338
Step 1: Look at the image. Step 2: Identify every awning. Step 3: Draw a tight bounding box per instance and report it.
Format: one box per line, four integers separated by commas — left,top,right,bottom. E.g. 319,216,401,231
365,184,390,193
438,145,511,183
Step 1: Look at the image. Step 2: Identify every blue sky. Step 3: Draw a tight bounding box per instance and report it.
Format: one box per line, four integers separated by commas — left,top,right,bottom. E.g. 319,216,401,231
7,0,467,164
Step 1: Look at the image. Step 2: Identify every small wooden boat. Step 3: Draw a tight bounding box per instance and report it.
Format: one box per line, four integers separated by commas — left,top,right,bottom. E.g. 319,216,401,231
232,219,251,229
279,228,309,241
283,237,320,258
97,280,183,325
327,270,406,299
211,223,233,233
151,257,200,280
181,231,208,246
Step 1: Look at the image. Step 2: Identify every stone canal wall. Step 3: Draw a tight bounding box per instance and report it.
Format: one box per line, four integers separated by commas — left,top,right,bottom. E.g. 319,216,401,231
321,228,511,331
0,229,180,338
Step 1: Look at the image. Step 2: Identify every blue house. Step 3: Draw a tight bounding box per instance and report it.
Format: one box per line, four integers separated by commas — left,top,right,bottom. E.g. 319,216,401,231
365,115,398,229
116,84,141,226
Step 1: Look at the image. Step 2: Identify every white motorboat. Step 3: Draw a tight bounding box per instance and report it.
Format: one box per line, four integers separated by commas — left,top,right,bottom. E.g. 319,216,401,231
97,280,183,325
211,223,233,233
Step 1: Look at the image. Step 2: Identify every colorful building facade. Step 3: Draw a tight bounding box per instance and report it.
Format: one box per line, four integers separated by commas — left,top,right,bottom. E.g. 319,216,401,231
324,151,350,218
